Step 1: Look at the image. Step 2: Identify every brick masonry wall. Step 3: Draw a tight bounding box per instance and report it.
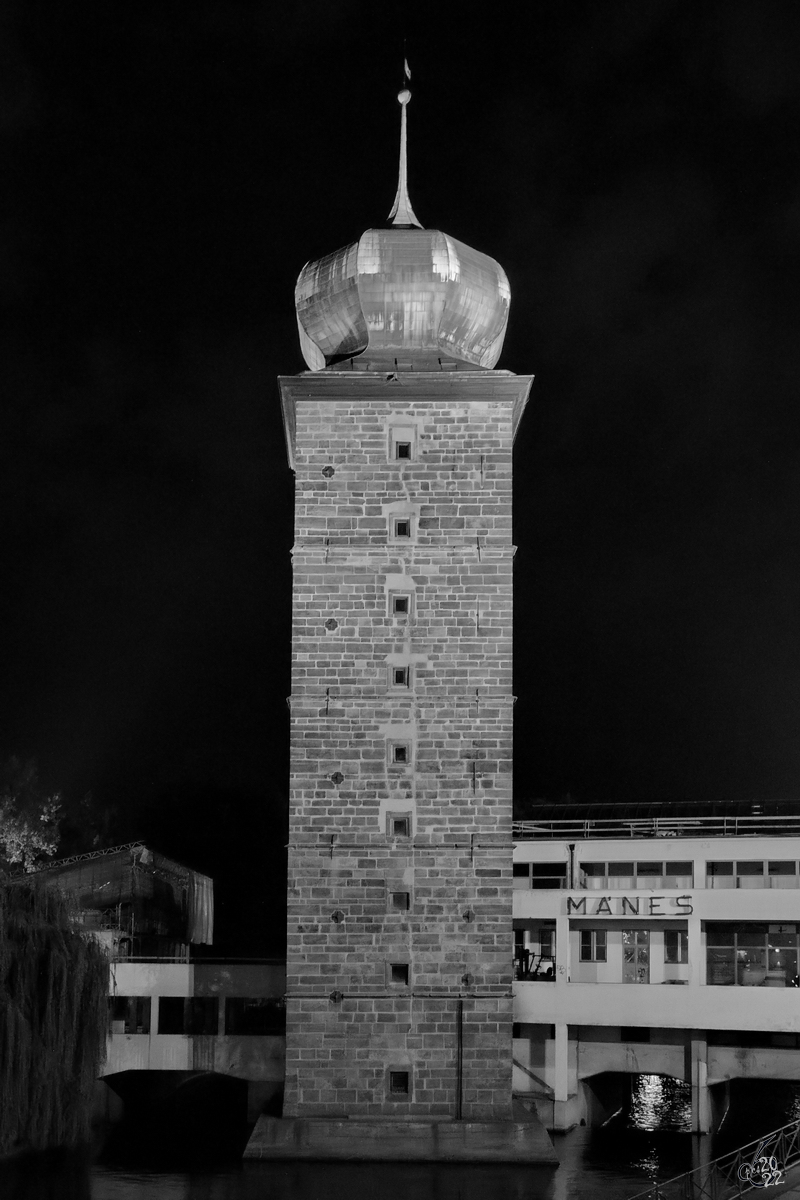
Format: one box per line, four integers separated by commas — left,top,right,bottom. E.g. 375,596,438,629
282,380,527,1121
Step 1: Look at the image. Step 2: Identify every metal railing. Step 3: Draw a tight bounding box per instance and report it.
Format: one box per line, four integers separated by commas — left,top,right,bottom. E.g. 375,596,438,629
513,815,800,840
627,1119,800,1199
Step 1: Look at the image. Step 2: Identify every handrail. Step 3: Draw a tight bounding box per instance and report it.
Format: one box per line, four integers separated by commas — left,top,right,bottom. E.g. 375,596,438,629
513,816,800,840
627,1118,800,1199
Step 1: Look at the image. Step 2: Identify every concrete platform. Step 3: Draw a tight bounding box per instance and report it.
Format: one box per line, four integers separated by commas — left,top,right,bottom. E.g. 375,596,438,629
243,1114,559,1163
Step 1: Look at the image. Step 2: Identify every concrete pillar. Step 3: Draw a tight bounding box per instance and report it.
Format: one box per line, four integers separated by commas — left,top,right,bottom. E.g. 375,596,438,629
556,915,570,982
552,1022,571,1131
690,1033,711,1134
688,911,704,985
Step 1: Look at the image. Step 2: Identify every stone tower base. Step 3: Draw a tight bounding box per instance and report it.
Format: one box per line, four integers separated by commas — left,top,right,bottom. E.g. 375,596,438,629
243,1112,558,1163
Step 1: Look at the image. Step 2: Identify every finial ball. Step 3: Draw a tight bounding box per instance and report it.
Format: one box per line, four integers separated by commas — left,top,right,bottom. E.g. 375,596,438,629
398,88,411,105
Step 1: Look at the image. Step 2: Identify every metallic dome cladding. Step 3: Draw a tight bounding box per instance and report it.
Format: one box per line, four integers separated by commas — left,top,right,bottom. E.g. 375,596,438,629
295,227,511,371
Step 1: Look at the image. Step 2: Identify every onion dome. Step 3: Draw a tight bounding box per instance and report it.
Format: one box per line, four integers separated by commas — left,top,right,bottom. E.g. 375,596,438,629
294,87,510,371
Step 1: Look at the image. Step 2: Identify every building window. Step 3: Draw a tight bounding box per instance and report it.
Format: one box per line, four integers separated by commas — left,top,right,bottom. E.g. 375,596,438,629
225,998,286,1035
737,861,764,888
607,862,635,889
387,812,412,838
540,927,555,961
187,997,219,1036
157,996,185,1035
393,517,412,539
769,861,799,888
664,861,694,886
530,863,568,890
389,425,415,462
622,929,650,984
707,861,734,889
388,1069,410,1097
664,930,688,964
390,666,411,689
389,963,410,986
109,996,151,1035
707,861,799,890
390,593,412,616
580,862,606,889
580,929,607,962
707,922,799,986
389,891,410,911
390,742,410,765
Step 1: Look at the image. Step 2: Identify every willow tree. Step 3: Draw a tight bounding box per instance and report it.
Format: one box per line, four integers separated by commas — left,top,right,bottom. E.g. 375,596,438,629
0,878,109,1157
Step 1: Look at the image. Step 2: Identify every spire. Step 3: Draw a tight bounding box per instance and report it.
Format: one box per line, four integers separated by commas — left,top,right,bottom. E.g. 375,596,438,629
388,62,423,228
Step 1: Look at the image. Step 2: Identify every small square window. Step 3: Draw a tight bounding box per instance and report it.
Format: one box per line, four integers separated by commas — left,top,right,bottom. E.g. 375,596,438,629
389,1070,410,1096
387,813,412,837
390,963,409,986
388,425,416,463
392,743,409,764
390,891,410,911
391,666,410,688
391,593,412,616
394,518,411,539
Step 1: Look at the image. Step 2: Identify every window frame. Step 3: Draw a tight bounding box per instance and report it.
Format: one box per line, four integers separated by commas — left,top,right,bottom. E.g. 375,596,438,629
579,929,607,963
390,592,413,617
664,929,689,964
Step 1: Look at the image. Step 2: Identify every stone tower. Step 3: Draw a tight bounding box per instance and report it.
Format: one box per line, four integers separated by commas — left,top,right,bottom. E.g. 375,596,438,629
279,85,532,1126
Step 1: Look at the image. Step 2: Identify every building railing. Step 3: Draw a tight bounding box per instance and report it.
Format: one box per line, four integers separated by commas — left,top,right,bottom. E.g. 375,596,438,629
513,815,800,840
627,1118,800,1200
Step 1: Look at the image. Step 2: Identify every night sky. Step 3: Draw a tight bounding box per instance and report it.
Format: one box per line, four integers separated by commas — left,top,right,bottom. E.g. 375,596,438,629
3,2,800,950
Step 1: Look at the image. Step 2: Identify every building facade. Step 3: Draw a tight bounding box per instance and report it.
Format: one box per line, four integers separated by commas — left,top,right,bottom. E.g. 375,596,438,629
512,806,800,1133
279,89,532,1122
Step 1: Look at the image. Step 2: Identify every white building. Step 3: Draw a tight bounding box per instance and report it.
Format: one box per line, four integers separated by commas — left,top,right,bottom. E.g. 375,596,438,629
512,804,800,1134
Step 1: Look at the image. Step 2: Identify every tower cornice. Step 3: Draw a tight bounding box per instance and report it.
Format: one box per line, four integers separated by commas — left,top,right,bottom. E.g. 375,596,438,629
278,371,533,470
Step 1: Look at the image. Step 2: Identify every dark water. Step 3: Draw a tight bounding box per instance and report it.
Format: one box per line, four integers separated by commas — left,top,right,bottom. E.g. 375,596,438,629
2,1078,796,1200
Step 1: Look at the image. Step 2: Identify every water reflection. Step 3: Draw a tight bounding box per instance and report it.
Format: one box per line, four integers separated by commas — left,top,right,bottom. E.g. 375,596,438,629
0,1152,92,1200
5,1079,799,1200
628,1075,692,1133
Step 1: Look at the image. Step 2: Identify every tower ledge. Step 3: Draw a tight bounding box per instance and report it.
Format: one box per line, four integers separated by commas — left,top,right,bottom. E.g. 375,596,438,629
278,370,533,471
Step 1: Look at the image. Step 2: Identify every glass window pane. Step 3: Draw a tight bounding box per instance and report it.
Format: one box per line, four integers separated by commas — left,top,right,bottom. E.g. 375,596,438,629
608,862,634,876
706,923,735,946
636,862,663,876
707,948,735,984
737,924,768,946
671,862,693,877
737,861,764,875
707,862,733,876
769,861,796,875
